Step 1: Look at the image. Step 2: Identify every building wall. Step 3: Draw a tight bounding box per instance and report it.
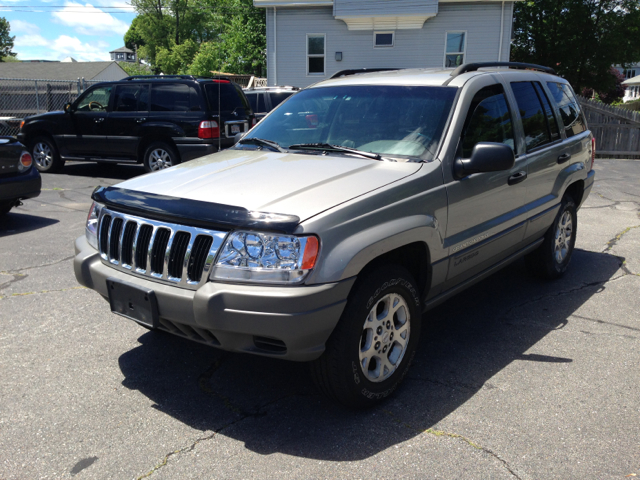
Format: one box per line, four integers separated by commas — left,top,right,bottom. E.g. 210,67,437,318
266,2,514,87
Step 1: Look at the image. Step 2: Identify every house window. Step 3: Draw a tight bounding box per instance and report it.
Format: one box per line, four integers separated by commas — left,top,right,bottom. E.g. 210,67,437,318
116,53,124,60
307,34,325,75
445,32,466,68
374,32,394,48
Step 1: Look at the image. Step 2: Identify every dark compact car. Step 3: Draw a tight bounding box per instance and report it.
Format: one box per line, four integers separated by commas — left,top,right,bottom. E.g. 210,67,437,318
18,75,256,173
0,137,41,216
243,86,299,121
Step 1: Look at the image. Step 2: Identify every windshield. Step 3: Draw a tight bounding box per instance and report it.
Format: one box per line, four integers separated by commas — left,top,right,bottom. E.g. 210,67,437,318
240,85,457,161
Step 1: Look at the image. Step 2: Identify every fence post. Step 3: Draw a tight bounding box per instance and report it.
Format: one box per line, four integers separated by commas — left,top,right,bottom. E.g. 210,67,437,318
46,83,52,112
34,80,40,114
77,78,81,95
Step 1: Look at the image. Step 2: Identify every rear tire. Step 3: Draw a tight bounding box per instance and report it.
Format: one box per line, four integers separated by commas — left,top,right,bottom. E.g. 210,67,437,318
310,265,421,408
143,142,179,173
31,136,65,173
525,194,577,279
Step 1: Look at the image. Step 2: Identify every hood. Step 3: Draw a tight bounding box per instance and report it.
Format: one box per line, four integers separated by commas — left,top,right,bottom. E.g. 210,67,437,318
116,149,422,222
26,110,64,122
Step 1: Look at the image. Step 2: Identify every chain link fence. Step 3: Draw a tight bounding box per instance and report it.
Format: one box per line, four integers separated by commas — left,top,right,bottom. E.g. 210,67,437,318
0,78,100,136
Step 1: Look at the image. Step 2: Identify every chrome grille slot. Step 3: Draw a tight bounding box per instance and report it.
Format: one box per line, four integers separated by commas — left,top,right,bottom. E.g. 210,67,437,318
109,218,123,263
150,228,171,275
99,215,111,255
188,235,213,283
121,221,137,267
96,208,227,291
168,231,191,279
135,225,153,271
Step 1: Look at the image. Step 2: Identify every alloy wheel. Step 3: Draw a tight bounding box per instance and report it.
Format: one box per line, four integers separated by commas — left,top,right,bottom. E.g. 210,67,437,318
358,293,411,383
33,142,53,169
554,210,573,264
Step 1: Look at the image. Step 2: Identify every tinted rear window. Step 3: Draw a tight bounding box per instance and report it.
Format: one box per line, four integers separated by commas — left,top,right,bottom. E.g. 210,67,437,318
204,82,251,114
270,92,294,108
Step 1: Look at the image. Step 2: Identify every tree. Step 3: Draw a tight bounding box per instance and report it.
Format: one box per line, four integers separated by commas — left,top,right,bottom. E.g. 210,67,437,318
0,17,16,62
118,61,153,76
511,0,640,93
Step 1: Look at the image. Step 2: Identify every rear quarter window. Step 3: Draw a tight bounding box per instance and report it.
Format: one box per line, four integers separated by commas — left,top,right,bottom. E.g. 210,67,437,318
150,83,202,112
546,82,587,138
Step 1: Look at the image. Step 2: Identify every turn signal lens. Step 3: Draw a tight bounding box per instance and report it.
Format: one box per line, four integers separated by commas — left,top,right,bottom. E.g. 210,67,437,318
19,120,25,130
301,236,319,270
18,151,32,172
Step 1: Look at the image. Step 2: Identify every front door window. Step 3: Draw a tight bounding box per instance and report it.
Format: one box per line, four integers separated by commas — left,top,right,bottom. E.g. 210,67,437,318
76,87,113,112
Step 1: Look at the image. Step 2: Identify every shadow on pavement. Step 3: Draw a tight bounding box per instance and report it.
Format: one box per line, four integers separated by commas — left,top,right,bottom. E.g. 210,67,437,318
0,212,59,237
59,162,146,181
118,248,622,460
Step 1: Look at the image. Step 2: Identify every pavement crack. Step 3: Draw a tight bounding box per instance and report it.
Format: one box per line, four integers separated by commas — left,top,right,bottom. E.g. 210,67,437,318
384,411,525,480
135,414,254,480
571,314,640,333
603,224,640,253
0,255,74,275
0,285,88,300
0,272,28,292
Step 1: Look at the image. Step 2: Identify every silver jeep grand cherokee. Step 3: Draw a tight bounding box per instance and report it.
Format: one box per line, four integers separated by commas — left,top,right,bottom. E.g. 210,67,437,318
74,62,595,407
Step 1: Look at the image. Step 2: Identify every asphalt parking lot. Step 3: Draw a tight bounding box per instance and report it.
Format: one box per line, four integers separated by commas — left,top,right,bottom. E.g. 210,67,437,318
1,159,639,480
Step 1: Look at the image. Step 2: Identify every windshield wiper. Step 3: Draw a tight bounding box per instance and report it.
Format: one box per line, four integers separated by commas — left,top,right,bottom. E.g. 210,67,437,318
288,143,381,160
238,137,287,153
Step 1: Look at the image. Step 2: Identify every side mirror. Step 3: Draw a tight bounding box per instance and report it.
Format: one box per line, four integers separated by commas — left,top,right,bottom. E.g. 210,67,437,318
234,131,246,145
64,102,73,113
454,142,515,179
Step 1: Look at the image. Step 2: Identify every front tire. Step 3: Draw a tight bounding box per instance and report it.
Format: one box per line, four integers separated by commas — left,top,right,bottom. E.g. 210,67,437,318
311,265,422,408
0,202,13,216
143,142,179,173
525,194,577,279
31,136,65,173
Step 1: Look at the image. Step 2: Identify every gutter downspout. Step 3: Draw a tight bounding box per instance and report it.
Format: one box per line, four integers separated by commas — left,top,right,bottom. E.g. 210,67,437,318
274,7,277,86
498,1,505,61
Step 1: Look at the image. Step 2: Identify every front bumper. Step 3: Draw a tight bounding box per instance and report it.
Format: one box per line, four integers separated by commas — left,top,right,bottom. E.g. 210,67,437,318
0,166,41,203
74,236,354,361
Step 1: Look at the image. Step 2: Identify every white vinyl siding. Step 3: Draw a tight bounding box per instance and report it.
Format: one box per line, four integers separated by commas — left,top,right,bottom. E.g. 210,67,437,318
266,3,514,87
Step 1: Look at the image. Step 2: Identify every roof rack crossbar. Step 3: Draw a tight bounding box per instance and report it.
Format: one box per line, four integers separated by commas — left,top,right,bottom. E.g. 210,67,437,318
449,62,556,78
330,68,401,79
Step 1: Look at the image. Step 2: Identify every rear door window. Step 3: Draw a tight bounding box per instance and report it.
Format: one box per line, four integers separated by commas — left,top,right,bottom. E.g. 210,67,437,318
113,84,149,112
546,82,587,138
204,82,251,115
150,83,202,112
510,81,553,151
460,84,514,158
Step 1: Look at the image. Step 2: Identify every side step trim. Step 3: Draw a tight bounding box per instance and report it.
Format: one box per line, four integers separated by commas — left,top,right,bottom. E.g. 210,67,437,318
423,237,544,312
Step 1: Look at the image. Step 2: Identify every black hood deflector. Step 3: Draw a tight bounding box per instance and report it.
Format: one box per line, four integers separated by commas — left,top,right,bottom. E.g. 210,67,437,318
91,186,300,234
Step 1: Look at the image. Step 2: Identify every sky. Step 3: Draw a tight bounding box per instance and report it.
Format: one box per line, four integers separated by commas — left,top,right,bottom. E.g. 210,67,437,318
1,0,136,61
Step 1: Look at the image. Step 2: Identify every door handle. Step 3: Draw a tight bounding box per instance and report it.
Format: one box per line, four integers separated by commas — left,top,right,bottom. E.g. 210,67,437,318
557,153,572,164
94,117,105,123
508,171,527,186
135,118,146,123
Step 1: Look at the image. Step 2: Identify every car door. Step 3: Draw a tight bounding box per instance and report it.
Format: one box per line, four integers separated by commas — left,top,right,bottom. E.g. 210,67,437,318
506,78,568,241
105,83,150,159
65,85,113,157
443,82,528,289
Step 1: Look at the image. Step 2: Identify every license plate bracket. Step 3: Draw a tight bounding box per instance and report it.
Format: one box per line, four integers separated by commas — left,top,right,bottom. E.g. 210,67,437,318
107,277,159,328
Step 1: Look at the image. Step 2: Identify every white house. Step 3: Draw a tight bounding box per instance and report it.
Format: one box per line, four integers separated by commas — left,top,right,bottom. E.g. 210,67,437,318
622,75,640,103
253,0,522,88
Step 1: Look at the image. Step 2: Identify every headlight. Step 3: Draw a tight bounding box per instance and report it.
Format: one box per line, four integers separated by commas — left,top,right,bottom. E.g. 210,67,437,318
210,231,319,284
85,202,102,250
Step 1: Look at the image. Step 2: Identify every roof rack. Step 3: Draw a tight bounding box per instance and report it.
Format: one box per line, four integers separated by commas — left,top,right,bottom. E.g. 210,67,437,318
449,62,556,78
330,68,401,79
123,75,231,81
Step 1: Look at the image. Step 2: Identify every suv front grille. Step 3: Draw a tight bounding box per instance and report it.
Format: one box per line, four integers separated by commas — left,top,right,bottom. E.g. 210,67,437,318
98,208,227,290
